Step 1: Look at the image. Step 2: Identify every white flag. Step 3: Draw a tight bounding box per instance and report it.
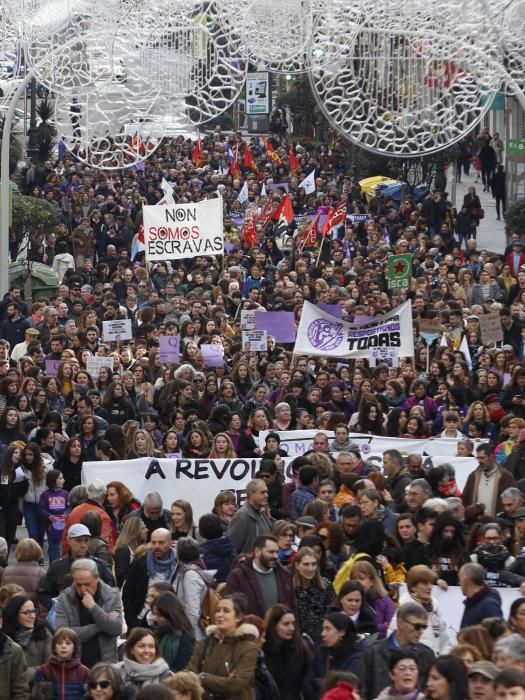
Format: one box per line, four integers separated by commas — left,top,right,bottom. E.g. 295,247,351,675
260,182,267,198
160,178,175,205
459,334,472,369
299,170,316,195
237,180,249,205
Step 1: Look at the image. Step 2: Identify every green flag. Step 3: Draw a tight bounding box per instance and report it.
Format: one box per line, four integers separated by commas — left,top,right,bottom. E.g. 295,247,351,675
388,253,412,289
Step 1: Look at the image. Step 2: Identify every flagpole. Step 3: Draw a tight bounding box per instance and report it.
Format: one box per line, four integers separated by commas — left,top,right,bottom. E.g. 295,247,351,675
316,237,325,267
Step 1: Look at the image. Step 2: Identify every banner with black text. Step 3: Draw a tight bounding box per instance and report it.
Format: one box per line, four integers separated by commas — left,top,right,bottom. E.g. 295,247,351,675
143,197,223,261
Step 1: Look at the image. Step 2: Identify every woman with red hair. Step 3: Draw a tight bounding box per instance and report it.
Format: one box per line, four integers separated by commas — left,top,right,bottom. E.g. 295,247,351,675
104,480,141,533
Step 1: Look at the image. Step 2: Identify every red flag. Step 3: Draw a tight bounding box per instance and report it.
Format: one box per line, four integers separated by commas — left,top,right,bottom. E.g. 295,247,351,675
192,133,203,167
321,200,347,237
258,199,274,230
302,213,320,248
264,138,282,165
288,144,299,176
271,193,294,224
242,212,259,249
243,146,259,172
229,143,241,179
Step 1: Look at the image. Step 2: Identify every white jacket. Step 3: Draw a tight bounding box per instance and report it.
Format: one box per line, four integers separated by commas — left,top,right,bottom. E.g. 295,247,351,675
388,591,452,655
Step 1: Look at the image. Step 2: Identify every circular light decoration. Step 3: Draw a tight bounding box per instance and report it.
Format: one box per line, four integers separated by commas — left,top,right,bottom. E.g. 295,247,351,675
491,0,525,98
309,1,502,156
0,1,22,84
112,0,247,126
24,0,118,94
54,59,166,170
235,0,315,73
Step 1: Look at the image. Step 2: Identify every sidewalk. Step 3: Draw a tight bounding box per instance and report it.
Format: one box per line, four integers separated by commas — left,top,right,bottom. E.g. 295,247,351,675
453,170,507,254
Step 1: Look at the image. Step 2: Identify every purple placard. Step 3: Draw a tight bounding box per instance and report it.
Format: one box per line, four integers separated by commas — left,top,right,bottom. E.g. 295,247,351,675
266,182,289,193
159,336,180,364
45,359,62,377
317,304,343,319
224,243,236,255
201,343,224,367
254,311,296,343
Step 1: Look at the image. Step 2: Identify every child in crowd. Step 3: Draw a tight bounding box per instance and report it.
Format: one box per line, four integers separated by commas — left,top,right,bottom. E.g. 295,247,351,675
38,470,69,563
34,627,89,700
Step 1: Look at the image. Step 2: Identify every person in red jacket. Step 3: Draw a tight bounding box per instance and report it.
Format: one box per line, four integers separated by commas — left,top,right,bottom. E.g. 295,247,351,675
62,480,116,555
223,535,296,618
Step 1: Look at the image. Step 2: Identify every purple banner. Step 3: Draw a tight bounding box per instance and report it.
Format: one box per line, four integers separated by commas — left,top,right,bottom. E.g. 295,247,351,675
159,336,180,364
317,304,343,319
254,311,296,343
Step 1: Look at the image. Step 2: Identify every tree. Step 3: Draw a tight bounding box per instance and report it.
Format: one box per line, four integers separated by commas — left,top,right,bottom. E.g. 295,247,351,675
0,121,23,176
35,97,57,163
10,194,59,261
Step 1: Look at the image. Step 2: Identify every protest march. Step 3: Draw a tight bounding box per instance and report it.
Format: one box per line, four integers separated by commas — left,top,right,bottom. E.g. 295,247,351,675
1,120,525,700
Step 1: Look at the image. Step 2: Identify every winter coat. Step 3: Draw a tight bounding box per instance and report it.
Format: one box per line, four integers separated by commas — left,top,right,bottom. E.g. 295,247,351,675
55,580,123,663
223,558,296,618
62,500,117,555
38,555,115,612
2,561,45,602
172,562,215,641
303,637,369,700
462,466,517,516
384,468,413,512
263,639,310,700
10,626,52,681
388,592,451,656
122,554,151,629
503,446,525,481
460,585,503,628
116,656,172,688
34,656,89,700
187,623,259,700
228,503,274,554
155,625,195,672
0,634,29,700
357,634,434,700
199,535,236,584
295,579,335,643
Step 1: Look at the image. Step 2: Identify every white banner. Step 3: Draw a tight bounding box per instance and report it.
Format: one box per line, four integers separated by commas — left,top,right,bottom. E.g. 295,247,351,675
294,300,415,358
143,198,223,261
398,585,519,644
102,319,132,342
82,457,290,519
258,431,485,491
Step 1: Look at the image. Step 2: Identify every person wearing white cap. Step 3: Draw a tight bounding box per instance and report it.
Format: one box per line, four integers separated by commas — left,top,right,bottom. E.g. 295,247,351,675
38,524,114,613
10,327,40,363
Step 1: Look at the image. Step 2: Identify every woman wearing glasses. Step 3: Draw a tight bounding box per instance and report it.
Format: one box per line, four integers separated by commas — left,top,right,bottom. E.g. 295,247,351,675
2,594,52,680
86,663,125,700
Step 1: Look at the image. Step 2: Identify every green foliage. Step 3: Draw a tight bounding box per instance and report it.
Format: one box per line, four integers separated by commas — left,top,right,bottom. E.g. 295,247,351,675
505,199,525,241
11,194,58,259
35,97,57,163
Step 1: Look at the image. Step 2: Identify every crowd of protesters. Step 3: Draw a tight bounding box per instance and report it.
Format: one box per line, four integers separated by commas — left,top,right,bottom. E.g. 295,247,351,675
0,123,524,700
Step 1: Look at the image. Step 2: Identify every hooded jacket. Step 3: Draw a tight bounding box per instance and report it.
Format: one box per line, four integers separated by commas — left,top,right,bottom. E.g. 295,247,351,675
199,535,236,584
172,562,216,641
0,634,29,700
187,623,259,700
34,656,89,700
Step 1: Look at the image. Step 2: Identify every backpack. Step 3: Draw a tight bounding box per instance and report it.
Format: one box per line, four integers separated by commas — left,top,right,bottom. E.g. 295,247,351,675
199,584,221,631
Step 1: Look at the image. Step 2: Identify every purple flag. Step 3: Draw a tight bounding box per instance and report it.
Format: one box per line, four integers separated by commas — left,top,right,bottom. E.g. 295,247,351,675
254,311,296,343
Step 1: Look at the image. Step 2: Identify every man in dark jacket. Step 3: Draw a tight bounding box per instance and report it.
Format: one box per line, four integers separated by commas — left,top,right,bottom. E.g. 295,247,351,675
459,562,503,629
358,601,435,700
38,524,114,611
228,479,273,554
122,528,177,629
128,491,171,540
503,430,525,481
382,449,413,512
223,535,295,618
